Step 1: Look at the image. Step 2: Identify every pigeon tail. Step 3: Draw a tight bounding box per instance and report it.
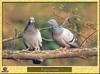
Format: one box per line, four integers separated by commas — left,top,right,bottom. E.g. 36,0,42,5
32,59,42,64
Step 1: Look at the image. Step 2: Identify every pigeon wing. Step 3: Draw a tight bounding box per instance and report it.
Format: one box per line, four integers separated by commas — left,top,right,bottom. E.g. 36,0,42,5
62,28,79,48
36,29,42,47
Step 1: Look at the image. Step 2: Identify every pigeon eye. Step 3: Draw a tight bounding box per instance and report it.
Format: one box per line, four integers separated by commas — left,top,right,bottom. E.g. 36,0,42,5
50,21,54,23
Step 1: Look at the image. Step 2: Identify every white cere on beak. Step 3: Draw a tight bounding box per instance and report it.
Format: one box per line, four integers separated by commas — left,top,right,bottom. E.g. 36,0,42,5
29,17,35,23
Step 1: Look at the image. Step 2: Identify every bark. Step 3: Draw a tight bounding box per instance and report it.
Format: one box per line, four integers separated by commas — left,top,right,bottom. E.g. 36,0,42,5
2,47,97,60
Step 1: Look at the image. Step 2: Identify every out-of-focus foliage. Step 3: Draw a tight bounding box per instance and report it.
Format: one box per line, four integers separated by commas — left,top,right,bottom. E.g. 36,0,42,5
3,3,97,66
38,17,49,28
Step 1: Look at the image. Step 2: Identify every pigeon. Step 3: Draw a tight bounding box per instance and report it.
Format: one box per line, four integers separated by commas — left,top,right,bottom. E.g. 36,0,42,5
22,17,43,64
48,19,80,48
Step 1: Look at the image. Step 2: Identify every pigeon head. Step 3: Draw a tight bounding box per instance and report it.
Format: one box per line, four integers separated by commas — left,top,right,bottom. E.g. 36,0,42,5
48,19,63,32
48,19,59,27
28,16,35,24
24,16,36,31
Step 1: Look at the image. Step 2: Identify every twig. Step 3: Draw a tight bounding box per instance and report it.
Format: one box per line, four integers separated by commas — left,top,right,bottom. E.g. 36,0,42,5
3,32,22,42
3,47,97,60
40,26,51,30
80,30,97,47
3,36,21,42
61,17,69,27
53,11,65,20
42,37,53,42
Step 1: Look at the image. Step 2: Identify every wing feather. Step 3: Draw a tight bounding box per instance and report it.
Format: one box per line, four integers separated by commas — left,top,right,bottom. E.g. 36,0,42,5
62,28,79,47
36,29,42,47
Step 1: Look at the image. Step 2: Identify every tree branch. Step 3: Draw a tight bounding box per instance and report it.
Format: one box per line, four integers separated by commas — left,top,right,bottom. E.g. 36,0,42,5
3,48,97,60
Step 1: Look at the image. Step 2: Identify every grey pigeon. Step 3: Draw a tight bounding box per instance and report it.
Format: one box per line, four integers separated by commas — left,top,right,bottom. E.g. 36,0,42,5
22,17,43,64
48,19,80,48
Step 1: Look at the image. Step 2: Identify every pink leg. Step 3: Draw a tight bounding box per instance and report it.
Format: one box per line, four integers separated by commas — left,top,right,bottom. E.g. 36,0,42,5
35,47,40,52
22,48,30,51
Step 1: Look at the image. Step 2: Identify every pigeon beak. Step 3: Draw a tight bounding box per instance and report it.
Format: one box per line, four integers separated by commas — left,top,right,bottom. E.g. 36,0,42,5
30,19,35,23
48,21,50,24
48,21,52,26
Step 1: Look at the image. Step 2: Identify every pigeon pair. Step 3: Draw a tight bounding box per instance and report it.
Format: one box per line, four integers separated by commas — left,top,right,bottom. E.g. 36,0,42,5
22,17,80,64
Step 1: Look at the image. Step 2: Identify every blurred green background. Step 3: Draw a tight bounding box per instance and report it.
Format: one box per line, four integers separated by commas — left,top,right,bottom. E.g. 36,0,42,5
3,3,97,66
